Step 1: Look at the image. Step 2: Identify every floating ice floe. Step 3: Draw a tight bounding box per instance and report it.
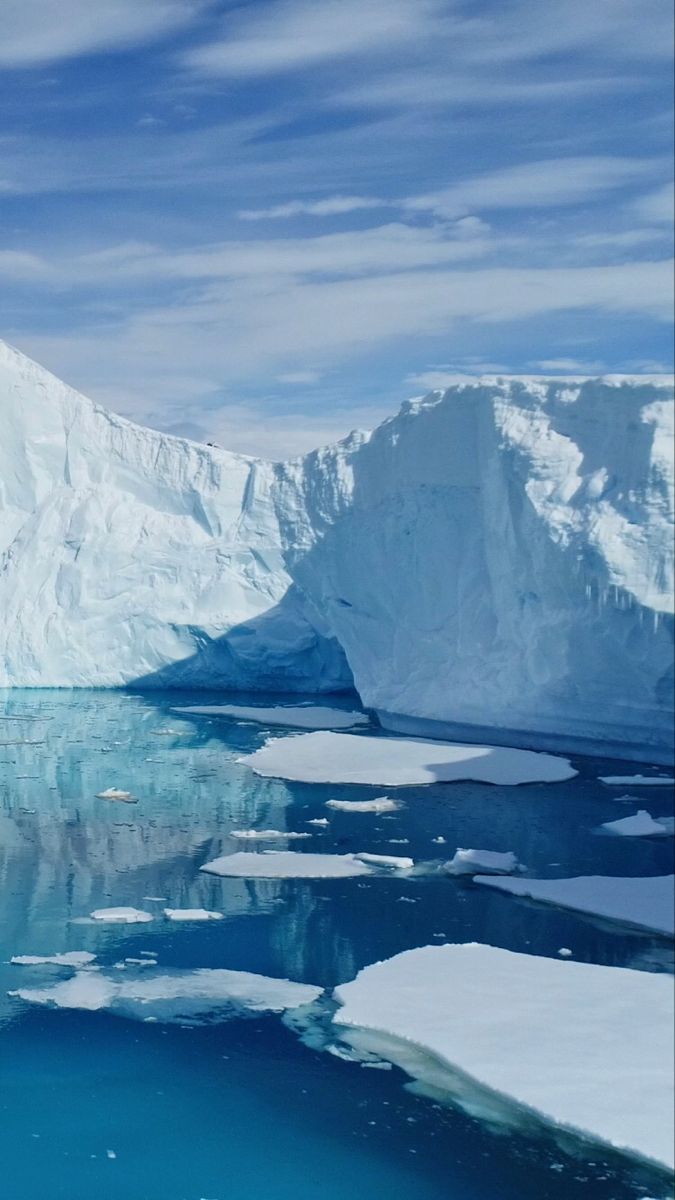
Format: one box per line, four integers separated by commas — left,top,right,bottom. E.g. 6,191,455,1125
9,966,323,1024
172,704,369,730
332,943,674,1170
599,775,675,787
95,787,136,803
90,907,154,924
354,852,414,870
474,874,674,937
10,951,96,967
230,829,311,840
325,797,400,813
443,848,523,876
239,732,577,786
163,909,224,922
306,818,329,827
200,851,373,879
599,811,674,838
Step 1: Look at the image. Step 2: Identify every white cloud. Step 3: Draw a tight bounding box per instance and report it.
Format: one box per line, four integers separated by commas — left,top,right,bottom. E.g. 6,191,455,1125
238,196,385,220
276,370,322,385
405,157,665,218
183,0,439,77
0,0,202,67
630,182,675,225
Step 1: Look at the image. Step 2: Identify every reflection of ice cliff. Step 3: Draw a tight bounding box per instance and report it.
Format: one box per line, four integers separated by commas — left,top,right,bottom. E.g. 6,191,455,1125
1,340,673,758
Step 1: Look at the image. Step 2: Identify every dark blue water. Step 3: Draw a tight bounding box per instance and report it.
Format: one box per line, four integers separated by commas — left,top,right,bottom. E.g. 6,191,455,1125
1,689,673,1200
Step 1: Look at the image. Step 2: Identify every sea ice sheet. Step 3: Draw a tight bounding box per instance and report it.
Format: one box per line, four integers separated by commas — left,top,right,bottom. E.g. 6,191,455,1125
332,943,675,1169
172,704,369,729
474,874,675,936
200,851,374,879
239,732,577,786
10,966,323,1024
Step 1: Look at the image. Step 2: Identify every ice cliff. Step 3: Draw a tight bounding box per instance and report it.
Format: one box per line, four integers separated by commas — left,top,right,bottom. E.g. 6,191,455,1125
1,340,673,759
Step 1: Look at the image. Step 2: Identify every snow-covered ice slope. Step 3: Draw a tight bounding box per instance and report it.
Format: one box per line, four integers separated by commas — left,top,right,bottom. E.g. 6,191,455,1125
0,340,349,689
1,342,673,759
276,377,674,760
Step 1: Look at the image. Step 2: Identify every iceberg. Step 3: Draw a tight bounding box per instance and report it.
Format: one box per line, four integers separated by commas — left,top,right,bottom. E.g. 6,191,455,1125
332,943,675,1170
474,874,675,937
1,341,673,761
238,731,577,785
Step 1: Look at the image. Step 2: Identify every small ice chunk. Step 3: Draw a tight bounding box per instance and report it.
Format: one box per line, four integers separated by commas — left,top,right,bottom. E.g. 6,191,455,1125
200,851,373,879
106,1150,116,1160
307,818,329,827
95,787,136,803
354,853,414,870
230,829,311,840
432,836,447,845
123,958,157,967
600,811,673,838
333,943,674,1169
443,849,523,876
558,948,573,957
90,907,154,924
326,797,401,814
171,704,369,730
10,951,96,967
599,775,675,786
163,909,224,922
474,875,675,937
239,732,577,786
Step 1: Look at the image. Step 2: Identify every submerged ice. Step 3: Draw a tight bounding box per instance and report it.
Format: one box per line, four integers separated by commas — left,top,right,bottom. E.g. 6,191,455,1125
1,341,672,761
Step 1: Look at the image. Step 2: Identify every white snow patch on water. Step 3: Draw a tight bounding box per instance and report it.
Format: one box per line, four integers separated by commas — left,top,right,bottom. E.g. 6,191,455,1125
599,811,674,838
599,775,675,786
10,966,323,1024
163,909,224,922
172,705,369,730
332,943,674,1170
230,829,311,840
326,797,400,813
200,851,373,879
475,875,675,937
443,849,523,876
90,907,154,924
10,951,96,967
239,732,577,786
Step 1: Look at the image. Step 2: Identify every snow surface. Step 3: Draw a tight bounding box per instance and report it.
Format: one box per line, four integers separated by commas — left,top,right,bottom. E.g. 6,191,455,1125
172,704,368,729
475,875,675,936
10,951,96,967
239,732,577,786
200,851,373,878
444,849,523,875
163,909,224,921
332,943,674,1169
325,796,400,813
89,907,154,924
10,966,322,1023
599,811,674,837
599,775,675,786
1,344,672,760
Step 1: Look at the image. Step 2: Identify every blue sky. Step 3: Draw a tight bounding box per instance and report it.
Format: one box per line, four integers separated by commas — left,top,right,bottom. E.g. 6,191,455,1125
1,0,673,456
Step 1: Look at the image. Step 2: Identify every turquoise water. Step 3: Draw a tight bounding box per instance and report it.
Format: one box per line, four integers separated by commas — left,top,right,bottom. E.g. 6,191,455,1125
1,689,673,1200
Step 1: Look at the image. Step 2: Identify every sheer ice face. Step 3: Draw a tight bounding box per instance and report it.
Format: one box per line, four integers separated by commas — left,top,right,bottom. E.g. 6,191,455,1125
1,341,673,759
0,340,349,690
332,943,675,1170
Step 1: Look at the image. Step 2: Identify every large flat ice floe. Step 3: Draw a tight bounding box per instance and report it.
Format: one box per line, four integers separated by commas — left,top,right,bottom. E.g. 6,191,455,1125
200,850,374,878
239,732,577,786
10,966,322,1024
332,943,675,1169
475,874,675,937
10,951,96,967
172,704,369,729
599,811,674,838
599,775,675,786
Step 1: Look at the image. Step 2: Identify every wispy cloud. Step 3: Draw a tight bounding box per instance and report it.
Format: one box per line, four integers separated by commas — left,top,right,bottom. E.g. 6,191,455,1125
238,196,385,220
0,0,203,68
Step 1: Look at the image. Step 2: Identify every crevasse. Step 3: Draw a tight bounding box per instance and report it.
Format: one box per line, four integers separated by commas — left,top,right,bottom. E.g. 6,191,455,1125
1,340,673,760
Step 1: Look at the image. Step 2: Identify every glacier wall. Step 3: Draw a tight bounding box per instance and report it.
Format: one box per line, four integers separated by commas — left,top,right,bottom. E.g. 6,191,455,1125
1,340,673,759
275,378,674,761
0,340,349,690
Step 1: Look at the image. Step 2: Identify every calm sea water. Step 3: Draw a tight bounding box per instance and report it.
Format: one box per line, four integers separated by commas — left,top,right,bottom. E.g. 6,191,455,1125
1,689,673,1200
